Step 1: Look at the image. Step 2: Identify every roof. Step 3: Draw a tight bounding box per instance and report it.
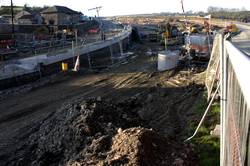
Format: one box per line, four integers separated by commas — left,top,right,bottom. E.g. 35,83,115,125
15,11,32,19
41,6,79,14
18,14,34,20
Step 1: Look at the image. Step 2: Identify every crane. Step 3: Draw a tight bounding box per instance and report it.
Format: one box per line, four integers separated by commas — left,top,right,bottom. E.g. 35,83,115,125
180,0,188,28
88,6,102,19
88,6,103,27
88,6,104,39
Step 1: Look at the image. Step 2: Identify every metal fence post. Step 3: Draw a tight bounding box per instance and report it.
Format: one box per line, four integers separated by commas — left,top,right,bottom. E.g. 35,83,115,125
220,34,229,166
220,34,225,166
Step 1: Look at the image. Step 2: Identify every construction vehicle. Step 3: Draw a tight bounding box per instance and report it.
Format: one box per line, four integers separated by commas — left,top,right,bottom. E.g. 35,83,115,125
187,24,203,33
188,34,213,59
225,23,238,34
242,17,249,23
159,23,182,46
185,21,213,59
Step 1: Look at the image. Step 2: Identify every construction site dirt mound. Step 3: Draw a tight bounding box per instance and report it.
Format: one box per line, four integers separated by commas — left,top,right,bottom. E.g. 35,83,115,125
7,98,143,165
4,95,197,166
106,127,174,166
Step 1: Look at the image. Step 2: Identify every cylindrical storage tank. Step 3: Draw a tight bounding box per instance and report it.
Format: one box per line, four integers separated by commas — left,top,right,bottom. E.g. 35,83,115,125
158,50,179,71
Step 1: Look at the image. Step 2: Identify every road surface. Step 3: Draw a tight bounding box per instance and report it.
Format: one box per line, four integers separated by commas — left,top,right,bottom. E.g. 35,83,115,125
232,22,250,56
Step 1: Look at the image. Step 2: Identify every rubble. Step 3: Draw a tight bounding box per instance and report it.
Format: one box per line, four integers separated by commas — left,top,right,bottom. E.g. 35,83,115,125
3,96,198,166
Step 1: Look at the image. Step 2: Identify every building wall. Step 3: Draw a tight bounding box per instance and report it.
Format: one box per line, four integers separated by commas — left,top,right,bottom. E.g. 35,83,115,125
0,24,13,34
18,19,33,25
42,13,80,25
57,13,71,25
41,13,59,25
71,14,80,24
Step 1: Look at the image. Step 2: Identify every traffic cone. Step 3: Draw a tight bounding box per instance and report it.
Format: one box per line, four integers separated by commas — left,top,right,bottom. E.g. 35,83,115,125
73,55,80,71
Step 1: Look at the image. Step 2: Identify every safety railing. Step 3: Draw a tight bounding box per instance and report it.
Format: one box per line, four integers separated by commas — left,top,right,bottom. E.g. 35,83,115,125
0,29,125,59
220,36,250,166
0,26,132,80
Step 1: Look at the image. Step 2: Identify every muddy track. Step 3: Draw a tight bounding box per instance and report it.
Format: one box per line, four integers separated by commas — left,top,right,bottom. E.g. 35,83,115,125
0,43,206,165
0,73,147,123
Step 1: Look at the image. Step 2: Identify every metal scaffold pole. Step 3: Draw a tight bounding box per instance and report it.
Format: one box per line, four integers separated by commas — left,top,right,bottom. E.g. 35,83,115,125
10,0,15,37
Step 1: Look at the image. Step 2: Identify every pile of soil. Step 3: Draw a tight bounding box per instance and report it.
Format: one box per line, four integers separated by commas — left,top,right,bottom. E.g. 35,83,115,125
4,96,196,166
106,127,174,166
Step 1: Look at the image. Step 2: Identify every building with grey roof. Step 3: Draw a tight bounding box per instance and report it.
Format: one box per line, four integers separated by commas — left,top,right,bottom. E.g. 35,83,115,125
41,6,81,25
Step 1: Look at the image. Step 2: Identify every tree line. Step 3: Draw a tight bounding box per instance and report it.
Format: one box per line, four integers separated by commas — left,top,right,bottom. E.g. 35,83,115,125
0,4,49,16
208,6,250,22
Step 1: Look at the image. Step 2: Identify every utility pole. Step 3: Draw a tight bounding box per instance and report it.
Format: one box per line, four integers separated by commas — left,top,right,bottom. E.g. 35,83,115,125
10,0,15,35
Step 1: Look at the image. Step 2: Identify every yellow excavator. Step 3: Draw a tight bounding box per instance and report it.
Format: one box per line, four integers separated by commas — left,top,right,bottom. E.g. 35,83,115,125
160,22,180,46
225,23,238,34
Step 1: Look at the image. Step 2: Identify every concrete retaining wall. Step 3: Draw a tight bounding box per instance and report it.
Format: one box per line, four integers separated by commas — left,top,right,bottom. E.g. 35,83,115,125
0,71,41,90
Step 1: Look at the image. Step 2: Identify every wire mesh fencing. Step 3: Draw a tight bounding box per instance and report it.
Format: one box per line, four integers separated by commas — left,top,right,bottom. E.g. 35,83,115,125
205,34,220,100
220,39,250,166
206,33,249,165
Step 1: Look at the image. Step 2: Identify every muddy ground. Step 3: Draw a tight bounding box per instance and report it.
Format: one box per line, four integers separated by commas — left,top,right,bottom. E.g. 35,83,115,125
0,42,207,166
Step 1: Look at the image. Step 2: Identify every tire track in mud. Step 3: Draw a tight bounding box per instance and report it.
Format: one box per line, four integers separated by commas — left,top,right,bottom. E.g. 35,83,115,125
0,76,114,124
0,72,150,124
113,72,151,89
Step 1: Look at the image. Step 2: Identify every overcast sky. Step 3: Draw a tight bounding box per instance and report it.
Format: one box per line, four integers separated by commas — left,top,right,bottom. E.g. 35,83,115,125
1,0,250,16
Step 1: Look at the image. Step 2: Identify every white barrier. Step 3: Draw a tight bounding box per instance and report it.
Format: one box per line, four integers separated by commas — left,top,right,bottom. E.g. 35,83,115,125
220,37,250,166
